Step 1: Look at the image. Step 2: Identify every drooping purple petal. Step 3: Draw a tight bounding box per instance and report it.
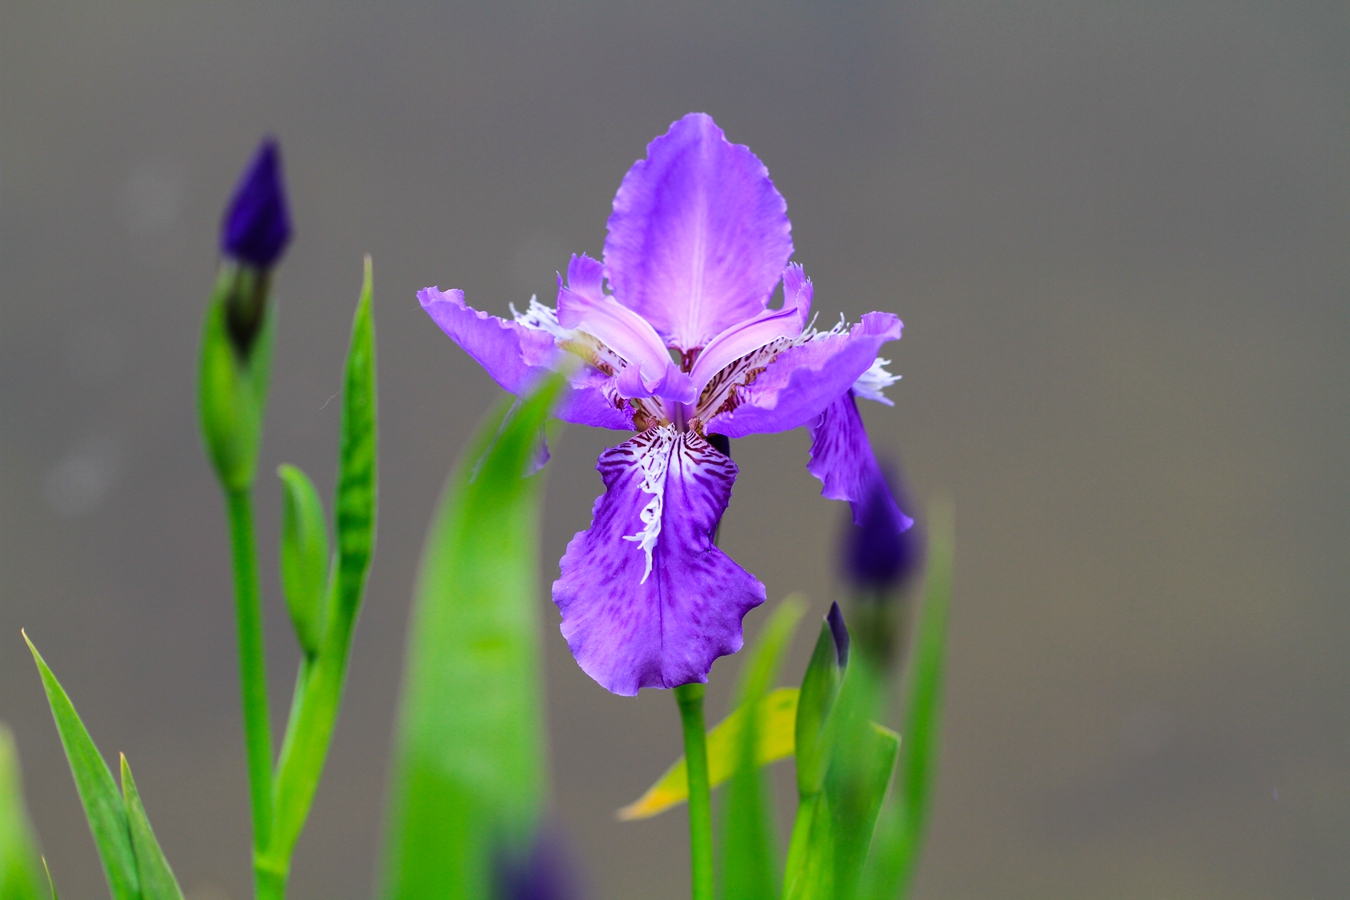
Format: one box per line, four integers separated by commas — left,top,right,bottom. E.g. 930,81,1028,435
419,286,632,430
420,287,559,394
553,426,766,695
604,113,793,352
807,390,913,532
706,312,903,438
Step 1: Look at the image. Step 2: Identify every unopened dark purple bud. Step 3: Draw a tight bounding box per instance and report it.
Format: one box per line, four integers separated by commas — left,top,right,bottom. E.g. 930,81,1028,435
495,829,581,900
221,139,292,269
845,473,920,593
826,601,850,668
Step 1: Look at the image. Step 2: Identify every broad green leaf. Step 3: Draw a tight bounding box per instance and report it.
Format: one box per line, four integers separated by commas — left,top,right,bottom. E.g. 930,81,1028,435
826,710,900,900
269,258,379,870
722,596,806,900
861,499,954,900
24,634,139,900
119,755,185,900
0,723,45,900
795,612,847,799
278,463,330,656
617,687,799,821
197,264,277,491
783,716,898,900
381,376,563,900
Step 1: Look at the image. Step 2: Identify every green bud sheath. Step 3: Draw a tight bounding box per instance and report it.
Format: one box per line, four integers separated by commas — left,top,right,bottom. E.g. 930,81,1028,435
198,262,277,491
278,464,331,656
795,618,845,798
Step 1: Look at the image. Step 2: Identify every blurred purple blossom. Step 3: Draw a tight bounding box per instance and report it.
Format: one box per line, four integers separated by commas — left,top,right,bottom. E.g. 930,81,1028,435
844,468,922,594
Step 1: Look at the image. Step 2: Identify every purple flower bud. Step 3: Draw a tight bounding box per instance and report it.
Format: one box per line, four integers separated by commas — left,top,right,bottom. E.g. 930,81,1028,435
826,600,850,668
221,139,291,269
844,469,920,594
495,829,582,900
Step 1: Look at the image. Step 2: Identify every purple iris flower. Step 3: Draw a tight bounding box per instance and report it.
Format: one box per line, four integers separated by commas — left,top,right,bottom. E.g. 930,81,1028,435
421,113,911,695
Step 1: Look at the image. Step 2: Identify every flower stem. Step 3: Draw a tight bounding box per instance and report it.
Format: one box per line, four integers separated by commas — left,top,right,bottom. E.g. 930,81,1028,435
674,682,715,900
225,488,275,862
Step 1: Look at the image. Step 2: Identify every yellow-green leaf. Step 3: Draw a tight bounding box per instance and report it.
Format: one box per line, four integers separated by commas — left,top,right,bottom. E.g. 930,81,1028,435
618,687,799,821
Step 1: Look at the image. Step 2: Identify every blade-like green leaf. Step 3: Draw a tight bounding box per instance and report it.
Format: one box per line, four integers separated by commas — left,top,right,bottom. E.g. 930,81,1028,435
42,857,58,900
24,634,139,900
795,613,846,799
278,464,330,656
119,755,185,900
721,596,806,900
269,258,379,871
861,499,953,900
334,254,377,612
617,688,799,820
381,375,564,900
0,724,45,900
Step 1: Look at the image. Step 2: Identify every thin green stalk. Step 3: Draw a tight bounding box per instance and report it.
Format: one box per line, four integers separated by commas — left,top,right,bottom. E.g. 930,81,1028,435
253,864,286,900
674,683,715,900
225,488,274,859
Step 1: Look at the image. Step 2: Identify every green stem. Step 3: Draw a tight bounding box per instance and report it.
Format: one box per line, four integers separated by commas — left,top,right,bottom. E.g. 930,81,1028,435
674,682,715,900
226,488,275,858
253,858,287,900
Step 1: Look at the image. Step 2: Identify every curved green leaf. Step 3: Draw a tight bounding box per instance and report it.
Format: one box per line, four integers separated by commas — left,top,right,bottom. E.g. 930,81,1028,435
278,463,330,656
618,687,800,820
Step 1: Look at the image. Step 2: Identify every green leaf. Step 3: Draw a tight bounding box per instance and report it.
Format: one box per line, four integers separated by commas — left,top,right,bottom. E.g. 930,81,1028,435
269,258,379,873
334,254,377,613
617,688,799,821
0,723,46,900
197,263,277,491
24,633,139,900
721,596,806,900
825,712,899,900
795,614,846,799
861,499,954,900
381,375,564,900
278,464,330,656
119,755,185,900
42,857,58,900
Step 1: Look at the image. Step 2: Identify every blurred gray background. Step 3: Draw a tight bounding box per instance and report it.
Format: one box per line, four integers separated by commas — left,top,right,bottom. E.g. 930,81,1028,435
2,2,1347,898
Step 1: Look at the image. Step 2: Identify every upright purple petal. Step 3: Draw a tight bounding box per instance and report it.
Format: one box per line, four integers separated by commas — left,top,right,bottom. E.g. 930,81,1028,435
604,113,793,352
807,390,913,532
687,304,805,396
553,426,766,695
706,312,903,438
419,287,631,430
557,254,696,403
